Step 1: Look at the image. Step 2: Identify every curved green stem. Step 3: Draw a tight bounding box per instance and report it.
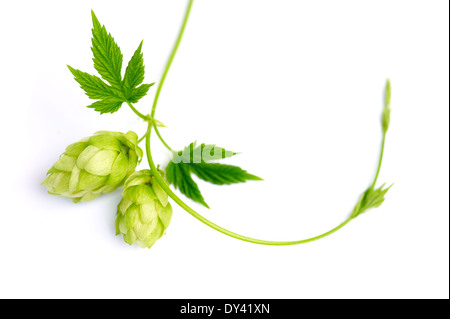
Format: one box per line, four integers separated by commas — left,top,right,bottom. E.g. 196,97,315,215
154,125,173,151
371,132,386,189
138,0,194,153
143,0,389,246
137,134,146,144
138,125,150,144
146,127,354,245
150,0,194,119
126,102,147,121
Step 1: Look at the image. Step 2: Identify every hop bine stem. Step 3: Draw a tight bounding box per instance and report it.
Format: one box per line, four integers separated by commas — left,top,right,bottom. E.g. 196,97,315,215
371,133,386,189
127,102,173,151
143,0,390,245
126,102,147,121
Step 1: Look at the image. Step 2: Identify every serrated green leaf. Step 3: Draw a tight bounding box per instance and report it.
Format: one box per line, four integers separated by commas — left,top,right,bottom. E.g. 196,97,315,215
199,143,237,162
122,41,154,103
189,163,262,185
166,142,261,208
69,11,153,114
67,66,124,100
87,98,123,114
127,83,155,103
166,162,209,208
174,141,237,163
91,10,123,89
123,41,145,91
67,65,125,114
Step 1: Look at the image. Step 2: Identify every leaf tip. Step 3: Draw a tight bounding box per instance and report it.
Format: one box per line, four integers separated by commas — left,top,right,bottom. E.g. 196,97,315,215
91,9,101,28
202,201,210,209
247,174,264,181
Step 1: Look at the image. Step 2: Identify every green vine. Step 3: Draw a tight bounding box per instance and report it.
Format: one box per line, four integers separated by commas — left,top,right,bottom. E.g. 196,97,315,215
143,0,392,245
42,0,393,248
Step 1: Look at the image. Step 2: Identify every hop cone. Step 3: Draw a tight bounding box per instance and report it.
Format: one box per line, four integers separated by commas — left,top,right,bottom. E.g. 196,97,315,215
42,131,143,203
115,170,173,248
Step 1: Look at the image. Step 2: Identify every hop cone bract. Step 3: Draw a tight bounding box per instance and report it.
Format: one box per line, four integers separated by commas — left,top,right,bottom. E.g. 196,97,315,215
115,170,173,248
42,131,143,202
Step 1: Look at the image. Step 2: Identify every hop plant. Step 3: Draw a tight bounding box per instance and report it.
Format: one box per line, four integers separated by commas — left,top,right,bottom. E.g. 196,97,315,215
43,7,393,250
115,170,173,248
42,131,143,203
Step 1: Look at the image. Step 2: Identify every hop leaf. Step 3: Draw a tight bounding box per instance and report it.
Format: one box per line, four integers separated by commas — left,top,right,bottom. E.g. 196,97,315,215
166,142,262,208
166,162,209,208
189,163,262,185
122,41,155,103
172,141,237,164
68,11,154,114
90,10,123,88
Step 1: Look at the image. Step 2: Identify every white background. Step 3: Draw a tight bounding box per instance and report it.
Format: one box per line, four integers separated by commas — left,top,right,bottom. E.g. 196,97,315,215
0,0,448,299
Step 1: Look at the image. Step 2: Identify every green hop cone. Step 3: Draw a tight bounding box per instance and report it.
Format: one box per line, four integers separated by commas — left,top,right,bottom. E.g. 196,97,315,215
115,169,173,248
42,131,143,203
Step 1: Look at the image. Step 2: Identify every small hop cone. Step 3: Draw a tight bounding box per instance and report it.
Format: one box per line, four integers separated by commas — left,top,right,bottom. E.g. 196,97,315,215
42,131,143,203
115,170,173,248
